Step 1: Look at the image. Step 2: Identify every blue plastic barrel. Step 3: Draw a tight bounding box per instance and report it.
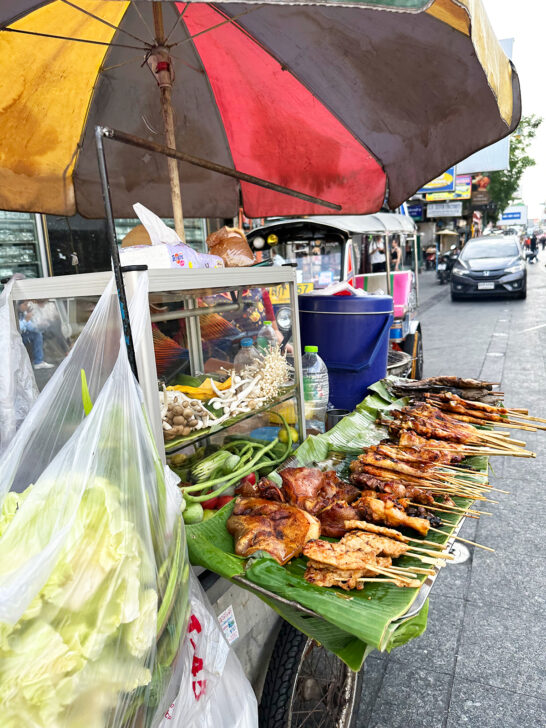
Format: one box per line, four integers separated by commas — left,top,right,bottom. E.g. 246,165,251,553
298,294,393,411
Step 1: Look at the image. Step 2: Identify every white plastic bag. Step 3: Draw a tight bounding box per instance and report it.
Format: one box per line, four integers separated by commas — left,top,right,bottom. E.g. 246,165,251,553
0,277,38,455
119,203,224,271
0,279,122,495
160,571,258,728
0,274,190,727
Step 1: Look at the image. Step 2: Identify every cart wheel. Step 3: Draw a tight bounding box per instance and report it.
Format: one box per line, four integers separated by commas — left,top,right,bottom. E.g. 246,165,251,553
259,622,363,728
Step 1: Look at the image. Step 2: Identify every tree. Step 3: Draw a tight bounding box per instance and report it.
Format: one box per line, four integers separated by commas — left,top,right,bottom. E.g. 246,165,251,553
487,115,542,222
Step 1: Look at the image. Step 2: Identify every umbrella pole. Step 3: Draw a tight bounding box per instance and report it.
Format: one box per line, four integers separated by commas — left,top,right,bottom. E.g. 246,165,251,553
152,3,186,242
384,233,392,296
94,126,139,379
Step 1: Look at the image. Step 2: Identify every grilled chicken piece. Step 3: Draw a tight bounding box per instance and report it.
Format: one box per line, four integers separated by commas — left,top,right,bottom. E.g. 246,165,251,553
318,500,359,538
353,495,430,536
227,497,320,565
235,476,285,501
349,470,435,506
280,467,359,515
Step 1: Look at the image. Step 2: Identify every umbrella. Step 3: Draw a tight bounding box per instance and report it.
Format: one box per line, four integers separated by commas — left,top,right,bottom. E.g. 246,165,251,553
0,0,521,231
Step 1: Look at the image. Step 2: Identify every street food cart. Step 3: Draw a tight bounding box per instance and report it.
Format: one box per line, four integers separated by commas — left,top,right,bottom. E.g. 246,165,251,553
9,264,464,726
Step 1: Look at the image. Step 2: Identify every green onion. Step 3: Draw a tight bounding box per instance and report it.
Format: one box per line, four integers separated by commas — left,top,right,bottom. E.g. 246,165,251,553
191,450,239,482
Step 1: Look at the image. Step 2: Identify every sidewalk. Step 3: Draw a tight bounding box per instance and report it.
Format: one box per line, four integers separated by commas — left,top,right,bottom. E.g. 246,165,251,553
356,259,546,727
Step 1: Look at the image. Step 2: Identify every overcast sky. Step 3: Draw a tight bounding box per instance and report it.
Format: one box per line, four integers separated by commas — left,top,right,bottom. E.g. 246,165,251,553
482,0,545,220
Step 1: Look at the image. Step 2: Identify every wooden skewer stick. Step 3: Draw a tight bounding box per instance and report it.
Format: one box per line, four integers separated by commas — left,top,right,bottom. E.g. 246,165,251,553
389,565,435,576
409,501,491,516
367,564,419,583
406,545,455,560
427,526,495,553
407,537,445,549
507,408,528,415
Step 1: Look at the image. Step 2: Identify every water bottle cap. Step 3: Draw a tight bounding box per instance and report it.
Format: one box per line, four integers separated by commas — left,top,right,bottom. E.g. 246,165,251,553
241,337,253,347
263,320,272,325
304,345,318,353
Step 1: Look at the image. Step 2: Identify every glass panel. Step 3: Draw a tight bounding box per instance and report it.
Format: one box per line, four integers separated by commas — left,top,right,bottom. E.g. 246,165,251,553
12,293,100,388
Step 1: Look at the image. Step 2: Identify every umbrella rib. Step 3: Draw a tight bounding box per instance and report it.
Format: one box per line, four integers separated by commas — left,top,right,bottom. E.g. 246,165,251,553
132,1,156,42
165,2,189,45
0,27,145,51
59,0,151,46
170,7,262,48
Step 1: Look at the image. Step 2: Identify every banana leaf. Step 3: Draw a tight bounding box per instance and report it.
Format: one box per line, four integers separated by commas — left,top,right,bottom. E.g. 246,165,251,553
185,379,488,669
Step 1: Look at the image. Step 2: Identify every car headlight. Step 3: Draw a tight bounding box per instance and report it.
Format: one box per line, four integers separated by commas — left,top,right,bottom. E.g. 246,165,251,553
452,266,470,276
275,306,292,332
504,263,524,274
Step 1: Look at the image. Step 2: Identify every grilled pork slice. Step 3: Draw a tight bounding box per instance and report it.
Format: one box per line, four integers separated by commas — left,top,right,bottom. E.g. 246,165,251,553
227,497,319,565
234,476,285,501
303,534,380,571
318,500,359,538
280,467,359,515
304,556,392,591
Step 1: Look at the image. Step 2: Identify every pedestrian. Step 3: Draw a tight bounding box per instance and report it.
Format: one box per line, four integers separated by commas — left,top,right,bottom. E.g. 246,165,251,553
541,234,546,251
368,236,386,272
529,234,538,263
18,301,53,369
391,239,401,271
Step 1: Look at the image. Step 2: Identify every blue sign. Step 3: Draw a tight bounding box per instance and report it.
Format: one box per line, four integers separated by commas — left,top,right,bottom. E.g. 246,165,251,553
418,167,457,194
408,203,424,219
502,212,522,220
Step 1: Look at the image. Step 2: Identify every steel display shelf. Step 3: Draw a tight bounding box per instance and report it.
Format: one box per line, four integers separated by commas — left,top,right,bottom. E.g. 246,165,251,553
165,386,296,453
10,265,306,462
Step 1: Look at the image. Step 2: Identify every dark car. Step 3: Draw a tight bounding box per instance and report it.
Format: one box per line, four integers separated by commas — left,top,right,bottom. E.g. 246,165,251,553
451,236,526,301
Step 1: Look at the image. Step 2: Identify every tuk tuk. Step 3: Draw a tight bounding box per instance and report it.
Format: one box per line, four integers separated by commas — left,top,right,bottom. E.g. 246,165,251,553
247,214,423,378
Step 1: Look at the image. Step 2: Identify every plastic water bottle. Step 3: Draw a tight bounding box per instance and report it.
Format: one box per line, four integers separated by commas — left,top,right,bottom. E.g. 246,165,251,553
256,320,277,354
233,338,260,371
301,345,329,433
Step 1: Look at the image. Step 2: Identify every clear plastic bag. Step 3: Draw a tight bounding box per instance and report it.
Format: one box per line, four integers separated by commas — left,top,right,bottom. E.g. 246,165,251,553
206,226,255,267
0,277,38,455
0,279,122,496
120,204,224,271
160,571,258,728
0,274,190,727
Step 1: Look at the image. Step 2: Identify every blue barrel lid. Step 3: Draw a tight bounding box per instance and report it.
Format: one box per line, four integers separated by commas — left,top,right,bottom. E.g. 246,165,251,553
298,293,393,314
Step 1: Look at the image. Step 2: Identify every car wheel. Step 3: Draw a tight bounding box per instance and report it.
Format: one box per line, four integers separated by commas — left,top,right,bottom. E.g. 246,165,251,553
518,286,527,300
259,621,363,728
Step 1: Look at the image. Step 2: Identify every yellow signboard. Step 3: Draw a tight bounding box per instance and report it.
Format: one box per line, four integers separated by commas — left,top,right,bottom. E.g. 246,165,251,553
269,282,314,303
426,174,472,202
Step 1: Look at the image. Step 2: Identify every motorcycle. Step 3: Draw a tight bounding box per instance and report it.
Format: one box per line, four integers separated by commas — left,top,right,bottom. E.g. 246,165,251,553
437,245,459,284
425,247,436,270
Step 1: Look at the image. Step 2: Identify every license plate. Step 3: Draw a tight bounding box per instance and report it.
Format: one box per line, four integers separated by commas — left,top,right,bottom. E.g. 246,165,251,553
478,282,495,290
438,263,447,270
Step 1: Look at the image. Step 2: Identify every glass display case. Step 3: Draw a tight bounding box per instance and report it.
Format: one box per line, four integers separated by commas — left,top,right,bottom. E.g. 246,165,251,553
0,212,47,283
10,266,306,456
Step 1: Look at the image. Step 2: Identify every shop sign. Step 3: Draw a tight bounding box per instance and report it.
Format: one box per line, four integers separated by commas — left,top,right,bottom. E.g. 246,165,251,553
407,203,424,219
427,202,463,218
418,167,456,194
500,206,528,225
426,175,472,201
